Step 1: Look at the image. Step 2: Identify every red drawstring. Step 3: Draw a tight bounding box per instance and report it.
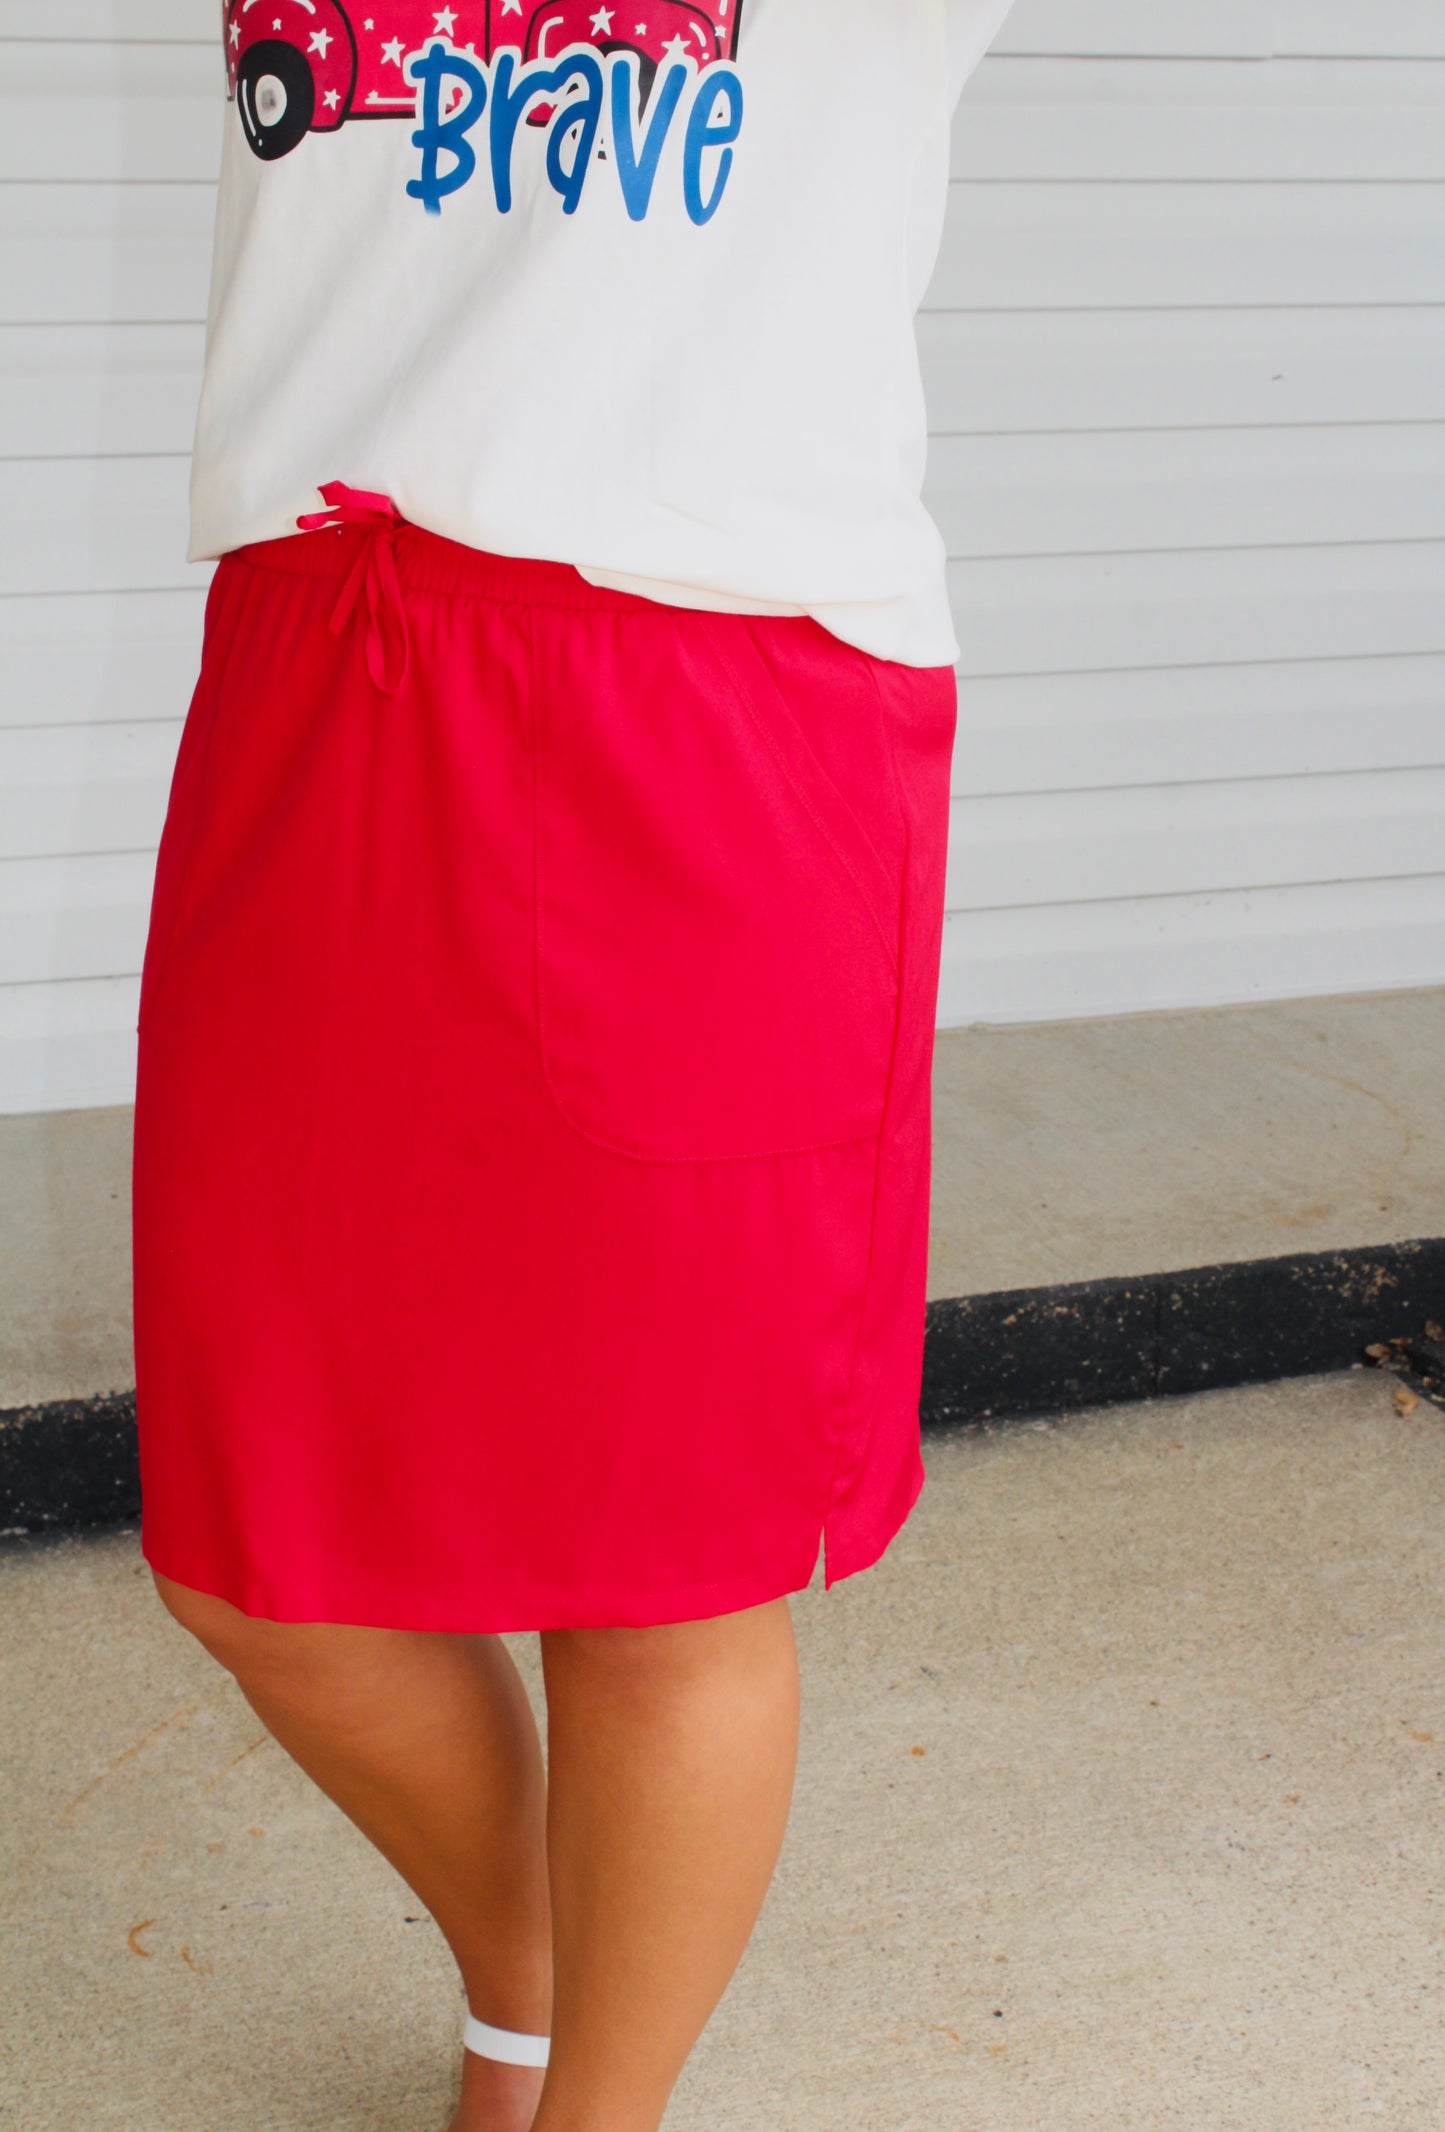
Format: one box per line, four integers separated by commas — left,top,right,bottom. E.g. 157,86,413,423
296,482,412,696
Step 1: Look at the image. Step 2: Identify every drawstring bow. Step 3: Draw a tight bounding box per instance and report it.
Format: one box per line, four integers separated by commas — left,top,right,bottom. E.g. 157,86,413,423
296,482,412,696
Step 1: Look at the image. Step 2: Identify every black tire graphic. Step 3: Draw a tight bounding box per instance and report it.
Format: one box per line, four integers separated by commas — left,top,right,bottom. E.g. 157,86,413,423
599,40,659,109
236,40,316,161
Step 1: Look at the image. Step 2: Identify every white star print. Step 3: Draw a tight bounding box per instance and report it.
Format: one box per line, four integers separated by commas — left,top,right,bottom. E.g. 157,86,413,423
635,22,648,35
228,21,240,45
364,16,374,26
662,32,688,58
323,87,340,107
590,3,613,26
272,17,282,27
501,0,521,12
308,28,332,53
381,36,405,62
432,7,457,31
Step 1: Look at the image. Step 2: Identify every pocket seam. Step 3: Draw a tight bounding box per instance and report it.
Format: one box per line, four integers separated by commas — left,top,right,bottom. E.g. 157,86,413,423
702,619,900,981
530,611,896,1167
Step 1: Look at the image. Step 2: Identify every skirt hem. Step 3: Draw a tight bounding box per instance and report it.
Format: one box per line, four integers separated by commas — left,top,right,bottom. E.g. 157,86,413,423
143,1529,829,1633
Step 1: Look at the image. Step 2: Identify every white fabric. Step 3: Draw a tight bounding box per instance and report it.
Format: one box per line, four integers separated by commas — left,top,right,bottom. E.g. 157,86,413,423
190,0,1016,665
463,2014,551,2067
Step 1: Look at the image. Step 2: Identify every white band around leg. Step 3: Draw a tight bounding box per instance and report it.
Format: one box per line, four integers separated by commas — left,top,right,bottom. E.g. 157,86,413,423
463,2014,551,2068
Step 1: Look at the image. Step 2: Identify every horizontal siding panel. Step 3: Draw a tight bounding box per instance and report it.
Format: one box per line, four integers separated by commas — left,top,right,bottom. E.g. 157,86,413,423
0,591,207,730
11,0,1445,59
0,43,221,184
43,428,1445,603
956,60,1445,183
13,718,1442,963
7,50,1443,187
20,888,1438,1105
994,3,1445,61
0,323,206,460
953,654,1445,795
0,853,155,985
948,541,1445,673
12,183,1445,333
927,182,1445,310
944,767,1445,909
918,307,1445,432
927,422,1445,557
993,3,1271,58
938,873,1445,1027
0,5,208,38
14,486,1445,665
0,976,141,1115
1271,3,1445,60
12,180,1444,327
0,457,194,596
0,722,181,859
0,183,214,326
4,334,1441,480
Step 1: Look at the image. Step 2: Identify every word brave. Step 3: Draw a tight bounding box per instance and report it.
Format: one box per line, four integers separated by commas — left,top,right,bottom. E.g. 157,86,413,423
406,43,744,223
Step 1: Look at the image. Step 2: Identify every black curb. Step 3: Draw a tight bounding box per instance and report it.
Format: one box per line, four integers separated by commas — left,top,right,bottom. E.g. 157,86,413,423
922,1235,1445,1425
3,1237,1442,1535
1,1391,142,1534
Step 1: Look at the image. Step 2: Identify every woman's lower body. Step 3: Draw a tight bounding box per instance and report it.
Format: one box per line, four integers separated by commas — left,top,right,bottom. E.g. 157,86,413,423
133,518,956,2127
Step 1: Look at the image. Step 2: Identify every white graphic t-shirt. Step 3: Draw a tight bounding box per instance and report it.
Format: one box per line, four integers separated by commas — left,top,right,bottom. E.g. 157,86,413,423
190,0,1015,665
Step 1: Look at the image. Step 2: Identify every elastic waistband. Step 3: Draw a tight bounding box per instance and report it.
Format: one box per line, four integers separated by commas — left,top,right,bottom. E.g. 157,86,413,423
230,521,675,616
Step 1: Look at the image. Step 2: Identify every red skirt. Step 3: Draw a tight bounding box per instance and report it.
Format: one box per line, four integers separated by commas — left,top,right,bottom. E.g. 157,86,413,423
133,508,956,1630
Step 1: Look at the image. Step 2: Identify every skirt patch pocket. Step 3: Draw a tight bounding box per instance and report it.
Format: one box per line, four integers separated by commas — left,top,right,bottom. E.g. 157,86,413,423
532,609,903,1164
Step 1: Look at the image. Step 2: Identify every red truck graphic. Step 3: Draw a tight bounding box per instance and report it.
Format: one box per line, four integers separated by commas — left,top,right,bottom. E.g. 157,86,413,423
225,0,742,160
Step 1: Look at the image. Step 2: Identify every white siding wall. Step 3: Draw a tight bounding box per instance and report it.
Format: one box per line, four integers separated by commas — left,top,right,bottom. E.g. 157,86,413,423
2,3,1444,1109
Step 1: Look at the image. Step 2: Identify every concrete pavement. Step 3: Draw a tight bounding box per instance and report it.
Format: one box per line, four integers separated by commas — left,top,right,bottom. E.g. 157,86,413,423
927,984,1445,1298
5,1366,1441,2130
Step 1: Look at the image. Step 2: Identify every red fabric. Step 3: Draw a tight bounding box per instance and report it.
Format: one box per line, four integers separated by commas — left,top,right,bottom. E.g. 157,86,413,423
133,521,957,1630
294,482,411,693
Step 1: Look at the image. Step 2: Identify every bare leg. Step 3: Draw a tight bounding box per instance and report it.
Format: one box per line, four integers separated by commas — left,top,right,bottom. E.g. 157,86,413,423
152,1574,551,2132
536,1598,800,2132
154,1578,800,2132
